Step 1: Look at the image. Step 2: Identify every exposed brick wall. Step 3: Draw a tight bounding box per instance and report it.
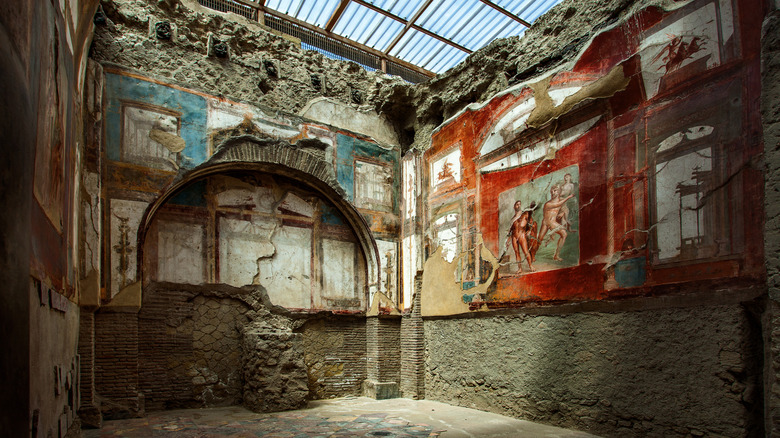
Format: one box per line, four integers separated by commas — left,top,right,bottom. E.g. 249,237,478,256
78,311,95,407
137,287,195,410
366,316,401,383
300,317,367,398
94,311,141,418
95,285,367,413
400,283,424,399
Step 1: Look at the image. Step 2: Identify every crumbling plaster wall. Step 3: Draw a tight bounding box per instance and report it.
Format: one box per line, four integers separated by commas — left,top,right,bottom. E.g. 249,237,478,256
90,0,648,153
415,0,773,436
82,0,780,436
91,0,406,118
378,0,653,152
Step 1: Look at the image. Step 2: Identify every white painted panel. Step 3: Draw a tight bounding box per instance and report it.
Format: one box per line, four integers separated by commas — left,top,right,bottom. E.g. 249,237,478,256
431,148,461,189
122,106,180,171
218,217,276,287
355,160,393,212
322,239,357,305
109,199,148,297
258,225,312,309
157,221,205,284
401,234,419,310
639,3,720,98
655,148,712,260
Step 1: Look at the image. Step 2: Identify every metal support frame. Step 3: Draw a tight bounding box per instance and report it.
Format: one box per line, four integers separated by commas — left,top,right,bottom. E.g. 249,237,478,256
203,0,535,78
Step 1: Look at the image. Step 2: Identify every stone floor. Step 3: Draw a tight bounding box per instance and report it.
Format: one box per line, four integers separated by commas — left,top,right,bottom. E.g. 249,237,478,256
82,397,598,437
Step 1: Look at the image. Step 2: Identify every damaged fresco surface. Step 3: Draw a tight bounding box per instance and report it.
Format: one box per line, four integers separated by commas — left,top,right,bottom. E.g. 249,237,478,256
145,172,366,312
98,69,401,312
420,0,764,312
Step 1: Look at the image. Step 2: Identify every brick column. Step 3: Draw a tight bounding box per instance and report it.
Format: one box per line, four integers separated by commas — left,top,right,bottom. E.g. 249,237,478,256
363,315,401,399
77,311,101,428
94,310,143,418
400,274,424,399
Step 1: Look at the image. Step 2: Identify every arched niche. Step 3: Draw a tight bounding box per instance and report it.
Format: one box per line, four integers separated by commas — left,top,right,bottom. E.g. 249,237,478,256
136,136,381,311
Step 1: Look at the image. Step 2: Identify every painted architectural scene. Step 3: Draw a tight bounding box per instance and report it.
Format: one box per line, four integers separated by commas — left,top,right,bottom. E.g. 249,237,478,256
99,69,401,311
144,172,366,311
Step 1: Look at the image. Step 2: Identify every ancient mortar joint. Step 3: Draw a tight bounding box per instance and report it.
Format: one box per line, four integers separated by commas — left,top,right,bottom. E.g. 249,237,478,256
263,60,278,78
155,21,171,40
351,88,362,104
257,78,273,94
241,320,308,413
210,36,228,59
93,6,105,25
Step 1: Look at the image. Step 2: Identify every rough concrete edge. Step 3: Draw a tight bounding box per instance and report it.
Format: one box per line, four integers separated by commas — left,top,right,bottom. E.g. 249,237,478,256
421,282,765,320
103,281,141,311
299,97,400,148
178,0,302,47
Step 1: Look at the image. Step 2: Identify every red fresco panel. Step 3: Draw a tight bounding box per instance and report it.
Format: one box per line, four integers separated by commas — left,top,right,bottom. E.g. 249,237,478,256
426,0,767,308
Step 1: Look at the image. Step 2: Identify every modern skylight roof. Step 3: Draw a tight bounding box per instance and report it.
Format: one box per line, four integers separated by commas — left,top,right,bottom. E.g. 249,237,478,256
209,0,566,76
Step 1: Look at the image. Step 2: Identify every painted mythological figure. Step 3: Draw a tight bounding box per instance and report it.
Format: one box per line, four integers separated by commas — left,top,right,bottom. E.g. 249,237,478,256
556,173,577,232
538,184,575,261
505,200,539,273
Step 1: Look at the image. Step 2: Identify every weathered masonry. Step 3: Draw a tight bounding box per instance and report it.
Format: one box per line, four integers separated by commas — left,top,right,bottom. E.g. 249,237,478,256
3,0,780,437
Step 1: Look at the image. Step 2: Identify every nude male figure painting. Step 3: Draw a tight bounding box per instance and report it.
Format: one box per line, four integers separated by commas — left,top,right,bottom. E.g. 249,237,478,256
538,184,575,261
503,200,539,273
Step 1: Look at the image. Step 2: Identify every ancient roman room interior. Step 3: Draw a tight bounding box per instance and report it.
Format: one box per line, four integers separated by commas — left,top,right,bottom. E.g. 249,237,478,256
2,0,780,436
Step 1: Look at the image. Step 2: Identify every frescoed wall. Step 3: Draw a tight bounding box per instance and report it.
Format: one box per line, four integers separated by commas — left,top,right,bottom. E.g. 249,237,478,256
98,68,401,312
144,172,367,312
421,0,764,312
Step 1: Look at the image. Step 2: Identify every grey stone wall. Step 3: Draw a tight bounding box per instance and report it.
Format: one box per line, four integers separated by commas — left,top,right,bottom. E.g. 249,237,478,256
424,300,764,437
242,320,308,412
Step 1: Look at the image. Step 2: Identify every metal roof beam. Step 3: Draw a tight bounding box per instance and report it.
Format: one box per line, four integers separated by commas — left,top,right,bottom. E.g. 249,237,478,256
262,7,436,77
478,0,532,27
383,0,433,55
362,0,471,56
325,0,351,32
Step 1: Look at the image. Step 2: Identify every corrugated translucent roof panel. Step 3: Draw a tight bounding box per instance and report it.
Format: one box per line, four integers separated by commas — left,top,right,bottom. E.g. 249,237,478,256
365,0,424,21
262,0,565,75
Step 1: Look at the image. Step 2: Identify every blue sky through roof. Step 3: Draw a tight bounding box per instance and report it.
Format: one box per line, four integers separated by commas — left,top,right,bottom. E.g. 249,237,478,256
266,0,564,74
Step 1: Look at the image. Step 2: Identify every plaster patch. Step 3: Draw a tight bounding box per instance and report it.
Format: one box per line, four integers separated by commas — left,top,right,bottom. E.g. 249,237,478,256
421,235,498,317
527,64,629,129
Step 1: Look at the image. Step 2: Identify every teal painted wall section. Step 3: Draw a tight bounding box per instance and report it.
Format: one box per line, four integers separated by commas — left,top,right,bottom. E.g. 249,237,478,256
104,73,208,169
335,133,400,212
